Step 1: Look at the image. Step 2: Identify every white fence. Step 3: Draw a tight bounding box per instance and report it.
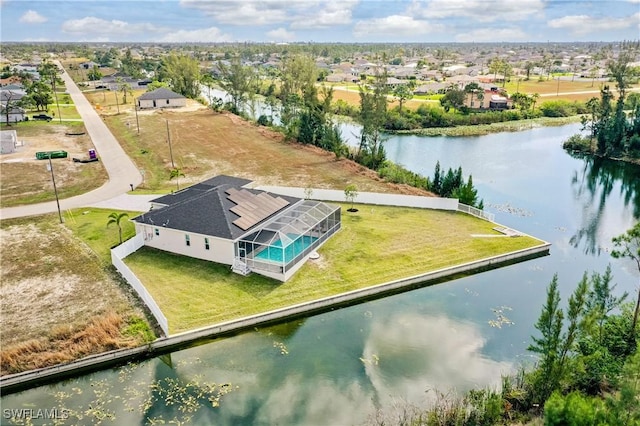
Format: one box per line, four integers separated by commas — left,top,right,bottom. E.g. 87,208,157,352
255,186,460,211
256,186,495,222
111,234,169,336
458,203,495,222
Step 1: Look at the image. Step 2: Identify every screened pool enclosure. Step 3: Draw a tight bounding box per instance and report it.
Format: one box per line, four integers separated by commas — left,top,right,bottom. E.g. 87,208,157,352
236,200,341,280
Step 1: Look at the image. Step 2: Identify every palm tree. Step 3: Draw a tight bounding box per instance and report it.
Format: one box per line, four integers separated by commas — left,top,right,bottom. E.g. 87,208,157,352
531,93,540,112
115,77,132,104
169,167,185,191
107,212,129,245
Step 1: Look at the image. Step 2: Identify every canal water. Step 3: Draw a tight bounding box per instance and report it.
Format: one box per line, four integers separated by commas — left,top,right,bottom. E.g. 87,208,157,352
2,123,639,425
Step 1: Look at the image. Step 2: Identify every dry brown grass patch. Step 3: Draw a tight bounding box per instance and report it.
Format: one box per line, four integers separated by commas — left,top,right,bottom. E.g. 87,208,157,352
0,312,139,375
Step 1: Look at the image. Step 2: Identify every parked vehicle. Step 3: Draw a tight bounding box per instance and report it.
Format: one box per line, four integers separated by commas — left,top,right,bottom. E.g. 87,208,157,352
32,114,53,121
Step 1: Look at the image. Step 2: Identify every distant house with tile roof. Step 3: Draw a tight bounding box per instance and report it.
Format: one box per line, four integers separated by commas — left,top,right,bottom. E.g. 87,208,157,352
137,88,186,109
133,175,341,281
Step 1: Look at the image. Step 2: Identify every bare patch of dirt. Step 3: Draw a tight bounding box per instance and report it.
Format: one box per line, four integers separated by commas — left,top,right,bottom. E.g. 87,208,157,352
0,124,108,207
0,220,144,349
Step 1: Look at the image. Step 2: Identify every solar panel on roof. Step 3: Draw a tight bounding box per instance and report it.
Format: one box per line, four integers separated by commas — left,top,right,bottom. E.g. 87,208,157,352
228,189,290,230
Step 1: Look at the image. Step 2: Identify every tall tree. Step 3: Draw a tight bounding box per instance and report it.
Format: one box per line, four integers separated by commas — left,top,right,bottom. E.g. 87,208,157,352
216,57,257,115
440,87,466,112
357,70,388,170
528,274,564,403
160,53,201,98
279,55,318,128
87,65,102,81
392,84,413,114
25,80,53,111
611,223,640,339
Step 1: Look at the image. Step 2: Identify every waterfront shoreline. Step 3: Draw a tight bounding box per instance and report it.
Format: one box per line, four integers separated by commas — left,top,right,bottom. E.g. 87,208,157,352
0,241,550,396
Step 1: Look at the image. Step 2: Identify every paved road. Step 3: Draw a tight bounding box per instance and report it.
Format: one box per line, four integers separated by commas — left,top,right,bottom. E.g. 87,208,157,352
0,63,142,220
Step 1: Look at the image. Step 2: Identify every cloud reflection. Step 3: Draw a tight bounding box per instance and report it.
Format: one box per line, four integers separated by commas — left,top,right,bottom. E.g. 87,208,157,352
363,313,512,408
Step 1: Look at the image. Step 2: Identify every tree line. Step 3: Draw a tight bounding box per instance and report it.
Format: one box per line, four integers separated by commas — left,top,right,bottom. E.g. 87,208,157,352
564,48,640,160
212,55,485,209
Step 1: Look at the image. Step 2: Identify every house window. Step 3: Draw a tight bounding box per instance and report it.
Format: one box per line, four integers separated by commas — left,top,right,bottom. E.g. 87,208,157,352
166,99,170,105
154,228,159,236
185,234,191,246
204,238,210,250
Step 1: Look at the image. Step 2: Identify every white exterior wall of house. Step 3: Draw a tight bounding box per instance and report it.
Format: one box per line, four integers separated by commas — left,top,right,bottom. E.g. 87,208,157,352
0,109,25,124
137,98,186,109
135,222,235,265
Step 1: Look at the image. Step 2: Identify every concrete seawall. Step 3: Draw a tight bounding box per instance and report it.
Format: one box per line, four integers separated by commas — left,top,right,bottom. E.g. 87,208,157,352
0,242,550,395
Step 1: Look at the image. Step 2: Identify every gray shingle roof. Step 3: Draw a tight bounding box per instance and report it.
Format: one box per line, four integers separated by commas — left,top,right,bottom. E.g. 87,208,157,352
138,87,186,101
134,176,300,240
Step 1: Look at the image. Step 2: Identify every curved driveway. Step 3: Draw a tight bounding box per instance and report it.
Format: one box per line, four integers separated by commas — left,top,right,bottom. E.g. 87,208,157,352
0,63,142,220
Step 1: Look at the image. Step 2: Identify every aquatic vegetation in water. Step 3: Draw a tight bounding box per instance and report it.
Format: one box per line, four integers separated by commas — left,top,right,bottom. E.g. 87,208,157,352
360,354,380,366
273,341,289,355
488,306,514,328
487,202,533,217
4,360,236,425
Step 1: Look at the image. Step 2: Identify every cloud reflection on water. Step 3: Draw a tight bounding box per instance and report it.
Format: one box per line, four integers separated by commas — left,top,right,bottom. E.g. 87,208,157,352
363,313,512,408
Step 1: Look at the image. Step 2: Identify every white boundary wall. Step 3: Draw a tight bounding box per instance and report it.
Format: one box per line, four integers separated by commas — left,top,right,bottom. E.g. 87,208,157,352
255,186,460,210
111,234,169,336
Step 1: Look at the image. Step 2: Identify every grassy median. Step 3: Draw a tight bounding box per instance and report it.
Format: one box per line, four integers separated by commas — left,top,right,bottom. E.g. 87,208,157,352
124,204,545,333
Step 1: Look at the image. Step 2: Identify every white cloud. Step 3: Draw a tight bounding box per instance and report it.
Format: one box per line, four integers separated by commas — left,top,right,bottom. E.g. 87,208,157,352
353,15,444,38
411,0,545,22
182,0,358,29
61,17,161,36
266,27,296,42
180,0,291,25
290,0,358,29
19,10,47,24
548,13,639,35
456,27,528,42
159,27,234,43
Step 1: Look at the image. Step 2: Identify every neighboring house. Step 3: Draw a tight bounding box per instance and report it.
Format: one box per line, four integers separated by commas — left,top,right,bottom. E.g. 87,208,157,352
80,61,100,69
463,89,513,110
133,175,341,282
0,89,26,103
137,88,187,109
0,76,23,87
0,104,26,123
413,82,448,94
0,129,18,153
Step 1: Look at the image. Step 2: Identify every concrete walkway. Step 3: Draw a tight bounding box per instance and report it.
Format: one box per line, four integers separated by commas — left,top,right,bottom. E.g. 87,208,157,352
0,63,142,220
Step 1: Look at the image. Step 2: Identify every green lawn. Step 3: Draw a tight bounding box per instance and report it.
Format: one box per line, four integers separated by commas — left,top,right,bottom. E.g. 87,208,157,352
64,208,138,264
124,204,545,333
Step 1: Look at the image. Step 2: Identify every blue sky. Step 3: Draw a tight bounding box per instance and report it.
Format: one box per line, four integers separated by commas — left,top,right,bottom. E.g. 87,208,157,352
1,0,638,43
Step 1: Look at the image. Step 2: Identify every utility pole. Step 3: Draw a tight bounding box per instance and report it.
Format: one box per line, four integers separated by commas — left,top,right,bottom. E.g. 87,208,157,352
556,76,560,97
114,91,120,114
134,98,140,134
48,154,63,224
166,120,174,168
50,75,62,124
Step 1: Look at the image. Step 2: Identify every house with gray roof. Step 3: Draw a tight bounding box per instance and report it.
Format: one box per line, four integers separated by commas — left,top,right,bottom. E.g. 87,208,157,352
137,88,186,109
133,175,341,281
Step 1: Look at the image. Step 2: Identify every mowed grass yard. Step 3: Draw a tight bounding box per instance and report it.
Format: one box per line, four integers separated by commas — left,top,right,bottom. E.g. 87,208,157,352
125,205,545,334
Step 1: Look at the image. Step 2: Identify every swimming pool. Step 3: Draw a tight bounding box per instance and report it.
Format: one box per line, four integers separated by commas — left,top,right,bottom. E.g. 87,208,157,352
254,234,318,264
